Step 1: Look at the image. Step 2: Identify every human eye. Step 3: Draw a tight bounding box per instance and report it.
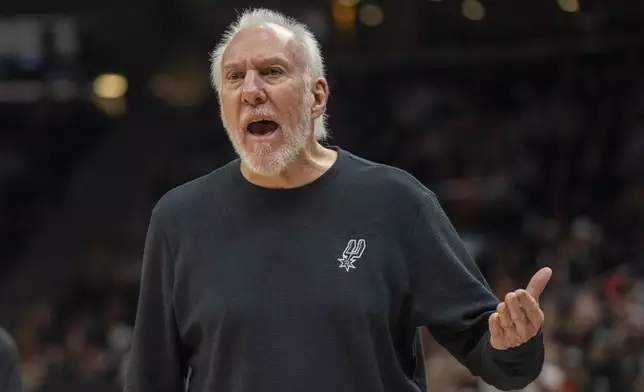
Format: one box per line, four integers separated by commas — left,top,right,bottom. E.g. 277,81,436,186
261,67,284,77
227,71,244,81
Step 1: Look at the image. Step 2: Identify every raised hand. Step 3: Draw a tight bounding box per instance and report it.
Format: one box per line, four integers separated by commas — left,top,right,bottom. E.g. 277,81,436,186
488,267,552,350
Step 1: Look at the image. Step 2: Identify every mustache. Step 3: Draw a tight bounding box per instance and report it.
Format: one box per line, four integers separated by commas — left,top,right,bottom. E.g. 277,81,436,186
240,107,278,123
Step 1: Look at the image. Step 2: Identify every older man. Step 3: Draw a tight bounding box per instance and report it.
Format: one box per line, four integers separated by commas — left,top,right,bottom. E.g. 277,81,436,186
0,327,23,392
125,8,550,392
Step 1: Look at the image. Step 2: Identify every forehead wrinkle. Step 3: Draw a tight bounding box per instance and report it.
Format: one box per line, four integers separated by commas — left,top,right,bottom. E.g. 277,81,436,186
222,23,307,74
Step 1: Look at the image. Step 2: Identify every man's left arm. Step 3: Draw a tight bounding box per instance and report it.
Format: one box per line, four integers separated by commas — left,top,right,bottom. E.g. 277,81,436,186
407,191,547,391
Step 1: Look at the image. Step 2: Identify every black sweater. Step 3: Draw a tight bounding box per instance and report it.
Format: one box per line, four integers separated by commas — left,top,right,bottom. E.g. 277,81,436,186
125,147,544,392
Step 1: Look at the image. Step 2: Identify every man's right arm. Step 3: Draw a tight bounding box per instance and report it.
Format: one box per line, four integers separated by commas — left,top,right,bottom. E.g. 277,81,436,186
124,210,188,392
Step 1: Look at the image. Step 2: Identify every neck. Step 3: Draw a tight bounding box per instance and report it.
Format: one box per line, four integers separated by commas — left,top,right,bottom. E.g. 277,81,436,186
240,137,338,189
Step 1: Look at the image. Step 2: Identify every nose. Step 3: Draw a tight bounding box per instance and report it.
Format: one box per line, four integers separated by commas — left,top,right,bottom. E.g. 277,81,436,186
240,71,267,106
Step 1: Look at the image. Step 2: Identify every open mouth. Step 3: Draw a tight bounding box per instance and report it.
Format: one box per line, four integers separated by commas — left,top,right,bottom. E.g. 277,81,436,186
246,120,279,137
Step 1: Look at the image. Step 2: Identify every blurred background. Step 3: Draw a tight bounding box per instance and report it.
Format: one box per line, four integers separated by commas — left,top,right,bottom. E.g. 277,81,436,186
1,0,644,391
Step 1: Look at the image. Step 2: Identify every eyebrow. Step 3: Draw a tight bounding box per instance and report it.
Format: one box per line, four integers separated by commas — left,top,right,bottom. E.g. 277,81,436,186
222,56,290,71
222,61,243,72
255,56,290,67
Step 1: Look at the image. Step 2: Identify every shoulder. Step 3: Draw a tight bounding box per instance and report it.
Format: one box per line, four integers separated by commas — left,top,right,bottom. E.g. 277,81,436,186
341,149,437,207
150,159,238,224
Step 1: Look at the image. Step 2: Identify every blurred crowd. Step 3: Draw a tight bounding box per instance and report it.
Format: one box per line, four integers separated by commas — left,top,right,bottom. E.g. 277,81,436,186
0,100,107,265
391,58,644,391
2,51,644,392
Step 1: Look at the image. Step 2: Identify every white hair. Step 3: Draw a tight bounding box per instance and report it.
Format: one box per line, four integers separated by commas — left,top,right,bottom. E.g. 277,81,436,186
210,8,329,141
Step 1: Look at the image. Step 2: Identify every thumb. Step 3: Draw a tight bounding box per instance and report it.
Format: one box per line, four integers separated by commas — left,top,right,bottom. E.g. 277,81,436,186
526,267,552,302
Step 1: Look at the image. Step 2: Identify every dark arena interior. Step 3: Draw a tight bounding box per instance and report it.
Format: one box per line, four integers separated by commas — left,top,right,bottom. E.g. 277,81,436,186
1,0,644,391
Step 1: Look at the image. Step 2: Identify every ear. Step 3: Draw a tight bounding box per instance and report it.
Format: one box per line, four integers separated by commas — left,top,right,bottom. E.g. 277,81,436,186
311,78,329,119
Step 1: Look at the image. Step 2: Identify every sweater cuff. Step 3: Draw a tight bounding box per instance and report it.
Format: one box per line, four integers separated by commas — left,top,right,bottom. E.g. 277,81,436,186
489,328,545,362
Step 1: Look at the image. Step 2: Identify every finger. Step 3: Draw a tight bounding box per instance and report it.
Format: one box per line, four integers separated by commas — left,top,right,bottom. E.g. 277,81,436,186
489,313,503,338
516,289,543,331
489,313,507,349
497,302,513,330
525,267,552,302
505,292,525,324
498,303,521,347
506,292,529,341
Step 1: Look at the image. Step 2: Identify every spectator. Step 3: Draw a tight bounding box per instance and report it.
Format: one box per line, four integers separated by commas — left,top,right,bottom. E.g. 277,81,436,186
0,326,23,392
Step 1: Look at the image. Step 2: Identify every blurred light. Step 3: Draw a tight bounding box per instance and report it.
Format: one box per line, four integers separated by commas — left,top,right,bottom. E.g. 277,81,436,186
92,95,127,117
93,74,128,99
332,0,357,30
359,4,384,27
462,0,485,21
337,0,359,5
558,0,580,13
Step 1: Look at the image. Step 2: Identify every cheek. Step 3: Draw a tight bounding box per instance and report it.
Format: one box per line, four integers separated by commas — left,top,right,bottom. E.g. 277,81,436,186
273,86,307,124
285,98,307,125
221,100,239,125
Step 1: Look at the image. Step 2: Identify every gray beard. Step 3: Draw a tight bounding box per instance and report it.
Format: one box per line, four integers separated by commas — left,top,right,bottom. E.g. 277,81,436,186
223,105,313,177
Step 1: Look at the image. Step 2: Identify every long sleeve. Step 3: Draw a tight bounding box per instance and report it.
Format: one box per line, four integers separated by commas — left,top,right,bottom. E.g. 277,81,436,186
124,210,188,392
408,191,544,391
0,328,23,392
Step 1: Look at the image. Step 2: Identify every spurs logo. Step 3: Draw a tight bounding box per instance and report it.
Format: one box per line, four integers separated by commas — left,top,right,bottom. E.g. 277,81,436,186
337,239,366,272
